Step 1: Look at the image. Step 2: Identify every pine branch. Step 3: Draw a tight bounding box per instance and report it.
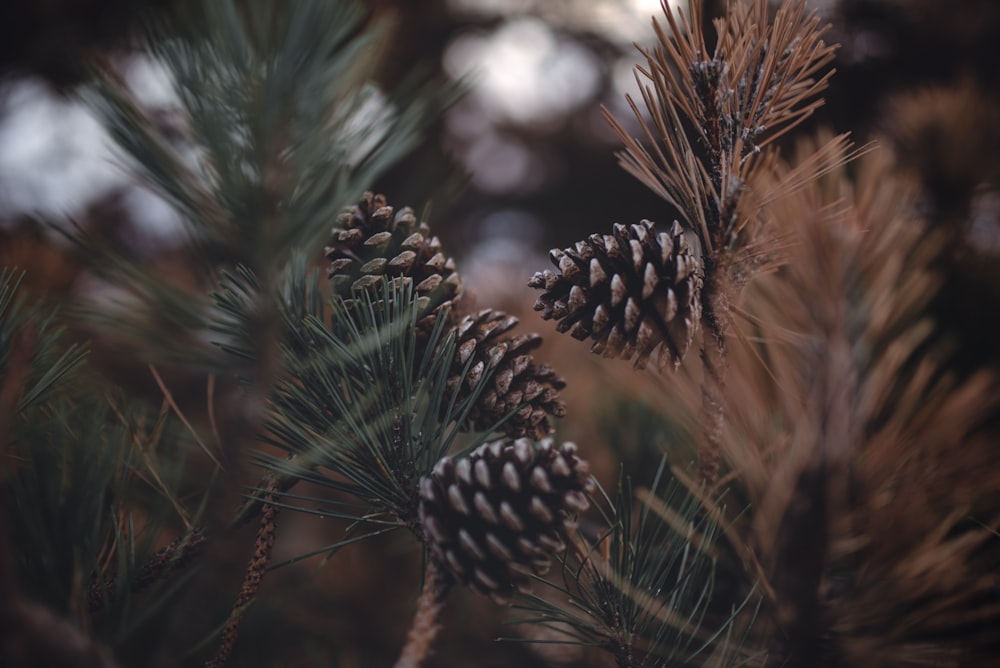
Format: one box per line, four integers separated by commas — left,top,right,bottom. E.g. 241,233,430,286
531,0,839,489
72,0,446,375
204,474,280,668
68,1,445,661
260,274,471,526
697,265,729,486
604,0,836,253
721,141,1000,665
393,558,452,668
89,1,441,273
87,529,208,614
259,247,571,535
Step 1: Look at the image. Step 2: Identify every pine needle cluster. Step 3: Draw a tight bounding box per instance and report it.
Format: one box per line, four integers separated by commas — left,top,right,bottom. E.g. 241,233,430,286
719,144,1000,665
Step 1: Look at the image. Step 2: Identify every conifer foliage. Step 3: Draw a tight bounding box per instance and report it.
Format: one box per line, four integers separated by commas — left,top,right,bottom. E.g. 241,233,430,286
2,1,999,667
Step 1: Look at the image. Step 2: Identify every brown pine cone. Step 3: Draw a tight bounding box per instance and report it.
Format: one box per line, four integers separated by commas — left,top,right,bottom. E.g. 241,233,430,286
448,309,566,439
529,220,702,370
418,438,593,605
327,193,567,439
325,192,463,319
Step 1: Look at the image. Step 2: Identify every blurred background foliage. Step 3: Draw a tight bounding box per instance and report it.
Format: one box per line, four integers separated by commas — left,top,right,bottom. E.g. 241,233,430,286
2,0,998,361
1,1,999,666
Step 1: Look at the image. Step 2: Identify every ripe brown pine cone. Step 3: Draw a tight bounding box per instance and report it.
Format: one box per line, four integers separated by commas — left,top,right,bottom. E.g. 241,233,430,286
418,438,593,605
449,309,566,439
325,192,463,320
529,220,702,370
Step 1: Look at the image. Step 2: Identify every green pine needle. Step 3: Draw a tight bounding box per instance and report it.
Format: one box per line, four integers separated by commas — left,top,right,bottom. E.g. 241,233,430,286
2,268,212,650
260,270,501,531
88,0,441,274
507,459,758,667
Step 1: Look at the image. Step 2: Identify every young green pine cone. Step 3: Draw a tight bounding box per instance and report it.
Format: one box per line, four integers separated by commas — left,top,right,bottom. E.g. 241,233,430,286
449,309,566,439
325,192,464,318
529,220,702,370
418,438,593,605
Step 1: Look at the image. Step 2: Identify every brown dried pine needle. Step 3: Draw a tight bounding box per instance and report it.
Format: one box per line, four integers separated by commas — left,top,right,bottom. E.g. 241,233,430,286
604,0,837,254
718,143,1000,665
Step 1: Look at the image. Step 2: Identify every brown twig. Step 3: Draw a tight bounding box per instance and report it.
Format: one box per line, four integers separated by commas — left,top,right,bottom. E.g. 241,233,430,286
87,529,208,613
203,473,281,668
698,266,730,488
393,558,452,668
231,460,302,529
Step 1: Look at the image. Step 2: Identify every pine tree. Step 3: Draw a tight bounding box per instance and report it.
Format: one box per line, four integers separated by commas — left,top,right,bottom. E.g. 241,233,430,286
2,1,999,667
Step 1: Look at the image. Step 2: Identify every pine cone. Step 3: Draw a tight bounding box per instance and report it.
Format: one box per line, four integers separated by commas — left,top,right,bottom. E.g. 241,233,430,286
328,193,567,440
418,438,593,605
529,220,702,370
448,309,566,439
326,192,463,318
